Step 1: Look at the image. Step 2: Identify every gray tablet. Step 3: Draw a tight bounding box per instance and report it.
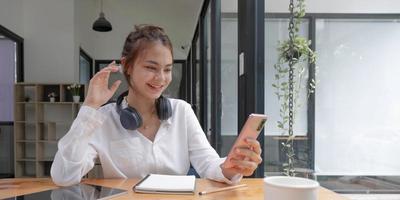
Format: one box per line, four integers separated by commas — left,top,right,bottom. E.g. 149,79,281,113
4,183,127,200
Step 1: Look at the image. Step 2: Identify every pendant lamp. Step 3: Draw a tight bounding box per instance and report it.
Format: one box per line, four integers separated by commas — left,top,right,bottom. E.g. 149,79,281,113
92,0,112,32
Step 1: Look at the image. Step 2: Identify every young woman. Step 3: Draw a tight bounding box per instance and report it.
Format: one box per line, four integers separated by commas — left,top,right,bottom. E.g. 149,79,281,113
51,25,262,186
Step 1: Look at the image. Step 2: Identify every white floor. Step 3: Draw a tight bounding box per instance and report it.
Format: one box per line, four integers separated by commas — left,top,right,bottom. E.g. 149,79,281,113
343,194,400,200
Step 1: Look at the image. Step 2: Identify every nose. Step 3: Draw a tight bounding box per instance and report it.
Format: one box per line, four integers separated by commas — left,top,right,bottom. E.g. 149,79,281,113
155,70,165,82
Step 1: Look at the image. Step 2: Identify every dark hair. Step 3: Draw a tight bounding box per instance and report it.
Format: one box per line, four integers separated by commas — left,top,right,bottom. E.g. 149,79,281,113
121,24,173,84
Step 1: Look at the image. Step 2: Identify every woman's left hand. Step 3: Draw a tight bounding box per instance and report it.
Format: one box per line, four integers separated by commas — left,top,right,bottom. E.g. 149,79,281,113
221,138,263,177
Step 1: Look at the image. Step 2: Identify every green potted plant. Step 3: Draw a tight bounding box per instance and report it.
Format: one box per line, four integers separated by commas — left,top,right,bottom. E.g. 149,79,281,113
67,83,81,103
272,0,316,177
48,92,57,103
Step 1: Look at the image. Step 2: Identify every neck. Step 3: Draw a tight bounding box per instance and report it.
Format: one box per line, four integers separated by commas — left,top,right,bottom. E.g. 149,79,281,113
126,88,156,116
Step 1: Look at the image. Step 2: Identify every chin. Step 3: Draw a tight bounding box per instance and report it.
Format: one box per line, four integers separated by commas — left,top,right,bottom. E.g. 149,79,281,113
146,92,163,100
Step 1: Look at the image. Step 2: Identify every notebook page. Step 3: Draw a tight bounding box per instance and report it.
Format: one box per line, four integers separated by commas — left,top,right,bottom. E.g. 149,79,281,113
136,174,196,192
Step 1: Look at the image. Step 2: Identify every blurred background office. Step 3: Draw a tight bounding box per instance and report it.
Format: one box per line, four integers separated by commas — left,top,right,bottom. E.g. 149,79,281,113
1,0,400,199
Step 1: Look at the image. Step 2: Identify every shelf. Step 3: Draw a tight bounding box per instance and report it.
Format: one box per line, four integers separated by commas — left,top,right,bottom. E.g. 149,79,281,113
15,103,36,122
16,158,36,162
38,158,54,162
16,101,36,104
18,175,38,178
38,101,83,105
14,121,36,123
15,161,36,177
37,159,53,177
16,140,36,143
37,121,72,124
14,83,86,177
37,175,51,178
16,83,37,86
37,140,58,143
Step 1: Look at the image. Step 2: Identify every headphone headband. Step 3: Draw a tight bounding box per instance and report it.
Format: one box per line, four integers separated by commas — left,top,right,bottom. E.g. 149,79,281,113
115,90,172,130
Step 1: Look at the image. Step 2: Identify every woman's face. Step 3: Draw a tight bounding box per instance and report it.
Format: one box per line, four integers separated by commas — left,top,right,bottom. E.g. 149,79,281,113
127,42,173,100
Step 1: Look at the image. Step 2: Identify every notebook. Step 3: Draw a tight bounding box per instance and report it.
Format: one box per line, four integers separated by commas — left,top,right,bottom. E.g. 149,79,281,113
133,174,196,195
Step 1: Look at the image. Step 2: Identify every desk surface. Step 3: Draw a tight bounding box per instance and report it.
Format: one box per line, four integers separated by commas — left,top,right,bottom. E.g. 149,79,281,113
0,178,348,200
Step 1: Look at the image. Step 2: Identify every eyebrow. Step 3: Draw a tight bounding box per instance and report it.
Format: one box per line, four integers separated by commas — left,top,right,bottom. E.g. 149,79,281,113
145,60,173,67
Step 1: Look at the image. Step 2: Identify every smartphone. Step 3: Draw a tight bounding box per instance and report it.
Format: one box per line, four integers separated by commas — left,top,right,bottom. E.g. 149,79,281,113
223,113,267,168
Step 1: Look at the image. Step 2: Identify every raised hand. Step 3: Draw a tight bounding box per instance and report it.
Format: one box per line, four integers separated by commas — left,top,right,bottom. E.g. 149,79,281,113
83,61,122,109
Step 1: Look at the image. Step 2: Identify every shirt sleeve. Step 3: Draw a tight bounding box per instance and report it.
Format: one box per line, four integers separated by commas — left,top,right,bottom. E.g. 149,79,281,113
51,106,107,186
184,103,242,185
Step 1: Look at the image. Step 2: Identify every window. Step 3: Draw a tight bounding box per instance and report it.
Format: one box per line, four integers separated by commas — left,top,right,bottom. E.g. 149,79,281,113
0,25,23,177
315,18,400,176
220,14,238,156
0,38,17,122
79,48,93,85
163,61,183,99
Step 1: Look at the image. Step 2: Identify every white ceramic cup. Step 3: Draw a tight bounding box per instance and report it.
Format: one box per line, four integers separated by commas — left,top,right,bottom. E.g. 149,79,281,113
264,176,319,200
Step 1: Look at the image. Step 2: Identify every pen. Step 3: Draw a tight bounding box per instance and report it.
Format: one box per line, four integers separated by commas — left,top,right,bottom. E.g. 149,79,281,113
198,184,247,195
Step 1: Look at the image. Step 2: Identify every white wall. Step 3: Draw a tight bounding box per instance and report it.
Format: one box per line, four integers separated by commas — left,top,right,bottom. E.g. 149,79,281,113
74,0,97,81
0,0,202,83
75,0,96,56
22,0,75,83
0,0,23,36
222,0,400,13
0,0,77,83
92,0,202,61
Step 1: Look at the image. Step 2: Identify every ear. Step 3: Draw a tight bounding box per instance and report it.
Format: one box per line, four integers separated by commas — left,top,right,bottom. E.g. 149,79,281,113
120,57,131,75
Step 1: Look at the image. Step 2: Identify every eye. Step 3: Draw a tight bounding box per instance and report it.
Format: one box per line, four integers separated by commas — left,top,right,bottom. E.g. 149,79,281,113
164,68,172,72
145,66,157,71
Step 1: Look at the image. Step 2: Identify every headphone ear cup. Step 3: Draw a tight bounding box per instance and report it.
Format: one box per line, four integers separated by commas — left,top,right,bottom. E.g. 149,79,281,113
120,107,142,130
156,96,172,120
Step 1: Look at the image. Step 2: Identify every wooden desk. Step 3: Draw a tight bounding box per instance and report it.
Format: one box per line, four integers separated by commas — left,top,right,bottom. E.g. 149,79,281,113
0,178,348,200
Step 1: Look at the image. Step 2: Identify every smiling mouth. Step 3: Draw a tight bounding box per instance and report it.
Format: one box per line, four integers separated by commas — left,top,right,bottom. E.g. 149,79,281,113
147,83,163,90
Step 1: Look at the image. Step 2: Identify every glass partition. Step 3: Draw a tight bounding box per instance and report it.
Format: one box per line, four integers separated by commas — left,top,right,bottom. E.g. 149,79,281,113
315,18,400,176
220,14,238,156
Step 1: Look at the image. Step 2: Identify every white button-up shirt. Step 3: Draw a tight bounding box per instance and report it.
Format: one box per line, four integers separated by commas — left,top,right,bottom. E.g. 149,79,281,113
51,98,241,186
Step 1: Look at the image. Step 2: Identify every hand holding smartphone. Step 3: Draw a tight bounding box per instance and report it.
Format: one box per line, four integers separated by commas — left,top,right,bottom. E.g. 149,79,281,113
223,113,267,169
